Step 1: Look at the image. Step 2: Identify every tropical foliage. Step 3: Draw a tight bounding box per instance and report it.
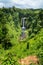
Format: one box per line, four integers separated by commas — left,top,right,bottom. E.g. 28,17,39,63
0,7,43,65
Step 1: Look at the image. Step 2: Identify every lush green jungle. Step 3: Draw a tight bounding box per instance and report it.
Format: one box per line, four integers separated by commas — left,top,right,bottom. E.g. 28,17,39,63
0,7,43,65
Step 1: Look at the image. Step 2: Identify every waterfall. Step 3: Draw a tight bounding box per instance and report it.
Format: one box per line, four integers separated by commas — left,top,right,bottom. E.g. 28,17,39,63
20,17,29,40
23,19,25,27
22,18,25,30
20,17,26,40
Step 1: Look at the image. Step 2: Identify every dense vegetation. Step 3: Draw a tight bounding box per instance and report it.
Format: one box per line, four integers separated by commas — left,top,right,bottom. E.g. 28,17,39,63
0,7,43,65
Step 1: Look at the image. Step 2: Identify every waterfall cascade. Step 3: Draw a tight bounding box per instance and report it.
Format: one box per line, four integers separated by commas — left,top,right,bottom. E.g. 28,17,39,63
20,17,26,40
22,17,26,31
19,17,29,40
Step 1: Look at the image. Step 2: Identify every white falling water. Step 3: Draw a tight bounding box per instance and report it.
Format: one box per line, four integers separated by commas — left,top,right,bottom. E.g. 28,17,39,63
22,18,25,30
23,19,24,27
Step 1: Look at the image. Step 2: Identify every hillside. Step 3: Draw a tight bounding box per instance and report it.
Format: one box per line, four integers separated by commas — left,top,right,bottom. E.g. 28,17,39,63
0,7,43,65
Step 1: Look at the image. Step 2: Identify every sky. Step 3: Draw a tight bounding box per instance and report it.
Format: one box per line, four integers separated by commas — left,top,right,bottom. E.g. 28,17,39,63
0,0,43,9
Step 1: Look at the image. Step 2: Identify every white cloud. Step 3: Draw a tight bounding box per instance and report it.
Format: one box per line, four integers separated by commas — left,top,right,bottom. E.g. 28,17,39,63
0,2,5,8
0,0,43,8
10,0,43,8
